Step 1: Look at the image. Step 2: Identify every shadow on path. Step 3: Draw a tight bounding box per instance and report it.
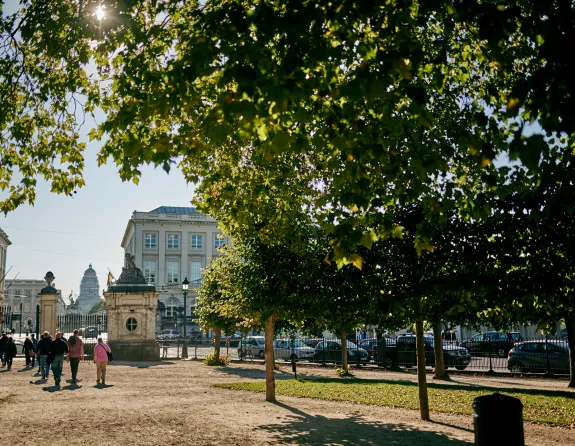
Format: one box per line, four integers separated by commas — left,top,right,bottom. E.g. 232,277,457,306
93,384,114,389
260,402,472,445
214,365,316,381
112,361,175,368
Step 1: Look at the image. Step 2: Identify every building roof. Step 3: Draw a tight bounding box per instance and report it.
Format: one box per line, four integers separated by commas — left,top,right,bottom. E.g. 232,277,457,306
0,227,11,245
150,206,198,214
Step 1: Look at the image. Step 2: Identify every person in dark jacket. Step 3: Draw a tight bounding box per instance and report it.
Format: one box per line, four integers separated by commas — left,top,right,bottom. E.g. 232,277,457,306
50,332,68,386
0,332,7,367
23,336,34,367
37,332,52,379
5,337,17,371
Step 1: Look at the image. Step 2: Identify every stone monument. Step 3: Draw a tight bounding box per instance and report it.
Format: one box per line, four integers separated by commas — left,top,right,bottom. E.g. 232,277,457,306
103,253,160,361
39,272,58,337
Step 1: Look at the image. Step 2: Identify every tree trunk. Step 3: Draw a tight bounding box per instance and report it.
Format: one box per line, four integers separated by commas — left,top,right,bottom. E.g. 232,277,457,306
566,314,575,388
416,317,430,421
214,328,222,360
432,321,447,379
265,315,278,401
341,328,348,370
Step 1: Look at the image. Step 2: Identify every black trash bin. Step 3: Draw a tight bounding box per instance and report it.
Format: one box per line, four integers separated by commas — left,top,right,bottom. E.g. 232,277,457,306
473,393,524,446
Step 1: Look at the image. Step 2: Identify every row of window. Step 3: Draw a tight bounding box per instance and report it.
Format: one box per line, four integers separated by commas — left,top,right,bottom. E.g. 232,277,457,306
143,260,202,284
144,232,227,250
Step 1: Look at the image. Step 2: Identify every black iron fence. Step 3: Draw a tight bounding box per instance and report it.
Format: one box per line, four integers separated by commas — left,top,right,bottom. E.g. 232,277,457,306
153,335,570,376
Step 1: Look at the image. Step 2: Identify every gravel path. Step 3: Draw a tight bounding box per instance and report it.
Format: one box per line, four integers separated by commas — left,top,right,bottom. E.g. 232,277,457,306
0,359,573,445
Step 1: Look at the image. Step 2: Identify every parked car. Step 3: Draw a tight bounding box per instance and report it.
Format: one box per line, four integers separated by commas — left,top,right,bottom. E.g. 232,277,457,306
393,335,471,370
238,336,266,359
84,326,100,338
460,331,523,357
157,329,181,341
358,339,378,361
273,339,315,361
312,339,369,364
220,333,242,347
508,340,570,374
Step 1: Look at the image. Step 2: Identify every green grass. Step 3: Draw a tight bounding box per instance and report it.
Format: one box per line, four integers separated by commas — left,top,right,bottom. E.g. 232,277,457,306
214,378,575,426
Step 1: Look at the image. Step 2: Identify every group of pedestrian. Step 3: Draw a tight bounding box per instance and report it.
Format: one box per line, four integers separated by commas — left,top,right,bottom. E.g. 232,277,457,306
0,329,112,386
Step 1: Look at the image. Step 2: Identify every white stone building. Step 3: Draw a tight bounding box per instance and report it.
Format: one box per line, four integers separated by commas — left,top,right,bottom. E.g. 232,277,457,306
120,206,229,335
3,279,64,333
0,227,11,305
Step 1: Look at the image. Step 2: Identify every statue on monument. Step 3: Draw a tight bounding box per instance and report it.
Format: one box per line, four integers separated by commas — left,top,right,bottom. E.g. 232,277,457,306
116,253,147,284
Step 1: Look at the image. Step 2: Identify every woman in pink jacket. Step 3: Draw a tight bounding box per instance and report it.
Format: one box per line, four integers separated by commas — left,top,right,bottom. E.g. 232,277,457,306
93,337,112,385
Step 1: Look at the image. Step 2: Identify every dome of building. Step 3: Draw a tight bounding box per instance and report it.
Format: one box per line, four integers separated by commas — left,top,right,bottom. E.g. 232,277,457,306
77,263,102,314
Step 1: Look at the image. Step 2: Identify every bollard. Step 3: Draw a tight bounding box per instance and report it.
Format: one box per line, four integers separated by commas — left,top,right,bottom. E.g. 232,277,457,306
473,393,524,446
291,357,297,380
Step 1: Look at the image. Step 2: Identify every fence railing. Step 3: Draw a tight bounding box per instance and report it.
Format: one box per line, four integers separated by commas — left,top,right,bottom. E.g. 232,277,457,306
153,335,570,376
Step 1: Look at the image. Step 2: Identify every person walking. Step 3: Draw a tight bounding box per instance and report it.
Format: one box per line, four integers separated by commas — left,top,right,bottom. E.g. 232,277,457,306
50,332,68,386
37,332,52,380
67,329,84,384
23,335,34,367
93,337,111,386
0,332,7,367
30,333,38,368
5,337,17,371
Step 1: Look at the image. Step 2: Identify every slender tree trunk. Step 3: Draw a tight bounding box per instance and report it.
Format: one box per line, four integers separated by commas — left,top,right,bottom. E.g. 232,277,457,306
214,328,222,360
265,315,278,401
566,314,575,388
433,321,447,379
341,328,348,370
416,317,430,421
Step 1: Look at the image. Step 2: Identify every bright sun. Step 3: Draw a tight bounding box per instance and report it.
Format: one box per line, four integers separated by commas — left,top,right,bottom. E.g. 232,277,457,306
95,5,106,21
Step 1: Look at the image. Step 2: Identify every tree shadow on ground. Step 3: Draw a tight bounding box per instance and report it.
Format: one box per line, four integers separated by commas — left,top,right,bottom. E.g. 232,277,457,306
111,361,175,368
260,402,472,445
214,365,317,381
294,378,575,399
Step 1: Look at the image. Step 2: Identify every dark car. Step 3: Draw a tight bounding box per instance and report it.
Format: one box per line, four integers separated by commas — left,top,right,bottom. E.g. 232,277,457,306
313,339,369,364
508,340,570,374
84,326,100,338
396,335,471,370
358,339,378,361
460,331,523,357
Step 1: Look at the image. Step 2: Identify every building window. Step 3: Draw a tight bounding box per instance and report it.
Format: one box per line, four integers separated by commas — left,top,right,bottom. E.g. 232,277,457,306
165,296,180,318
167,233,180,249
190,234,203,250
190,261,202,285
144,233,157,249
167,261,180,284
126,317,138,331
214,234,226,249
143,261,156,284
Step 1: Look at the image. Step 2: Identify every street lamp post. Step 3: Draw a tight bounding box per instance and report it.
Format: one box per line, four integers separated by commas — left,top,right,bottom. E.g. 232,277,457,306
181,277,189,359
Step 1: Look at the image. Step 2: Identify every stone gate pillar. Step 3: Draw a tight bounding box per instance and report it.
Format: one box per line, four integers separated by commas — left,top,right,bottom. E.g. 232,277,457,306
103,254,160,361
39,271,58,337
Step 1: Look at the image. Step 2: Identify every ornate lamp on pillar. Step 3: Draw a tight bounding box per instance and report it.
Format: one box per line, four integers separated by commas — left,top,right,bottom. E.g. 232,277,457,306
181,277,189,359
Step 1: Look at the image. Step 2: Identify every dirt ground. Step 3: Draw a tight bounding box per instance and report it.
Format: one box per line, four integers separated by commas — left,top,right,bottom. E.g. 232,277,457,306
0,358,573,445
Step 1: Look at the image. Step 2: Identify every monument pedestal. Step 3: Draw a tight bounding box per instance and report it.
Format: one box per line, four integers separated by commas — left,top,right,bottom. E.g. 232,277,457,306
39,272,58,337
104,256,161,361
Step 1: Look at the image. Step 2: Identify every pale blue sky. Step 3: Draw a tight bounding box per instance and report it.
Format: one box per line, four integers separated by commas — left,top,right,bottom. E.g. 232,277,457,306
1,142,194,301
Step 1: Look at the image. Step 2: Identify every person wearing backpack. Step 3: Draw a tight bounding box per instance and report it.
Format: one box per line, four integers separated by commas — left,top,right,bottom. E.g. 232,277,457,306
50,332,68,387
66,329,84,384
23,336,34,367
37,332,52,380
93,337,112,386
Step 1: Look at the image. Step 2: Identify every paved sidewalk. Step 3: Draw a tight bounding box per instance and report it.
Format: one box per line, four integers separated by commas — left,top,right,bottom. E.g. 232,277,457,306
0,359,572,445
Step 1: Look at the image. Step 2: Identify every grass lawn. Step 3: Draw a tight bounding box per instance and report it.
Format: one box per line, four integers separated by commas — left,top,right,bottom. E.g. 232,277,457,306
214,378,575,426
